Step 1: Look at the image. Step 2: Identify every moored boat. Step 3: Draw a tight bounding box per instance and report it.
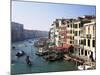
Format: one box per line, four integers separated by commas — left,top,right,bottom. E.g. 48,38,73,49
16,50,25,57
78,65,92,70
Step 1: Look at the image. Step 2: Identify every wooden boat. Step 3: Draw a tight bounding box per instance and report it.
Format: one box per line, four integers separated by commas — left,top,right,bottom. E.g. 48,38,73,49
35,52,44,56
43,53,63,62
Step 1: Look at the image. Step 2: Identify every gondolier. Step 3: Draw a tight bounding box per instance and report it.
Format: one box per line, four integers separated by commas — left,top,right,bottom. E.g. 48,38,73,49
26,56,32,66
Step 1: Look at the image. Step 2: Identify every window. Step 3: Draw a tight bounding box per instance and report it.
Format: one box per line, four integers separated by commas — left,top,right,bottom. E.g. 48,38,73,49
88,39,90,47
79,50,80,55
74,24,77,28
56,22,59,28
73,37,74,40
79,23,81,28
70,24,72,28
85,50,87,56
70,30,72,33
75,31,77,36
67,25,69,27
84,39,86,45
79,31,80,36
70,41,72,44
93,26,95,34
93,40,95,47
79,23,83,28
81,49,84,55
70,36,72,40
88,26,90,34
88,51,90,55
81,40,84,45
79,40,80,44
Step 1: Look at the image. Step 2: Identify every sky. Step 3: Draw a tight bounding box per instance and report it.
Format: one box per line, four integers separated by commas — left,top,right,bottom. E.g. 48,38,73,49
12,1,96,31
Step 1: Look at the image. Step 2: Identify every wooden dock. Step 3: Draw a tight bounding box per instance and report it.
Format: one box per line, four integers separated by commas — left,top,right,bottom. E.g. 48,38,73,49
64,54,96,70
64,54,84,64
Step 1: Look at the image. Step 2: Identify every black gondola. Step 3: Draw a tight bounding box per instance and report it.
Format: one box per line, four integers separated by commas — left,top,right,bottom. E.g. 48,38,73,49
26,56,32,66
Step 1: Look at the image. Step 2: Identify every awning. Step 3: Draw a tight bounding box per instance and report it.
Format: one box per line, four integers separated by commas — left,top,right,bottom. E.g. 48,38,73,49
54,44,73,50
63,44,72,48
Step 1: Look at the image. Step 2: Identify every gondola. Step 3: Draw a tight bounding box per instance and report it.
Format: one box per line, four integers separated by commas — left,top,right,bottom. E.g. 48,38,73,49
26,56,32,66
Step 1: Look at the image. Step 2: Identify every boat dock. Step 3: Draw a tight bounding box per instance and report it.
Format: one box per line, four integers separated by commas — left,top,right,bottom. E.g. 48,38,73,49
64,54,84,64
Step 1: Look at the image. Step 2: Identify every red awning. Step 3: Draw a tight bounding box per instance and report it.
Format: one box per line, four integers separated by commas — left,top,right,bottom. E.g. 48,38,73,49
63,44,71,48
54,44,72,50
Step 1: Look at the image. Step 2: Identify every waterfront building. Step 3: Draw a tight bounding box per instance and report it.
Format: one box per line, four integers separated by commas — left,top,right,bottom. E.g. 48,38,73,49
49,20,59,47
49,16,96,61
58,19,67,47
66,19,75,45
73,16,96,61
79,18,96,61
49,19,67,47
72,20,81,55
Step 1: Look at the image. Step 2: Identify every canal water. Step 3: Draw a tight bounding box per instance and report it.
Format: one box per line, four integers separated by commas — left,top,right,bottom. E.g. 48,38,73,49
11,39,78,75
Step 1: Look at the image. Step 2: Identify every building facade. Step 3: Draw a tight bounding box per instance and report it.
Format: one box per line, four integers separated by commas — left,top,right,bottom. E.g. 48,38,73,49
80,19,96,61
49,15,96,61
49,19,68,48
74,16,96,61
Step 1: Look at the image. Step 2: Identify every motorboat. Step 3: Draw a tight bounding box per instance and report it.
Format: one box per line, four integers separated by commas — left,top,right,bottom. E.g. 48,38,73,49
16,50,25,57
28,40,32,43
78,65,92,70
12,46,16,49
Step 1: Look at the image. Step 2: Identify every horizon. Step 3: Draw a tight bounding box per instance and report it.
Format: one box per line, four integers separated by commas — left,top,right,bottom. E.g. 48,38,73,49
12,1,96,31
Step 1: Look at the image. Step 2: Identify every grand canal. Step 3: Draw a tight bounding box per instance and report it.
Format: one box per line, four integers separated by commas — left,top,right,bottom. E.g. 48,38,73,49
11,39,78,75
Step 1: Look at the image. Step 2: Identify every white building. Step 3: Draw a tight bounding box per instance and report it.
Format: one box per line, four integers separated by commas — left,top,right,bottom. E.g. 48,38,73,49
78,18,96,61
